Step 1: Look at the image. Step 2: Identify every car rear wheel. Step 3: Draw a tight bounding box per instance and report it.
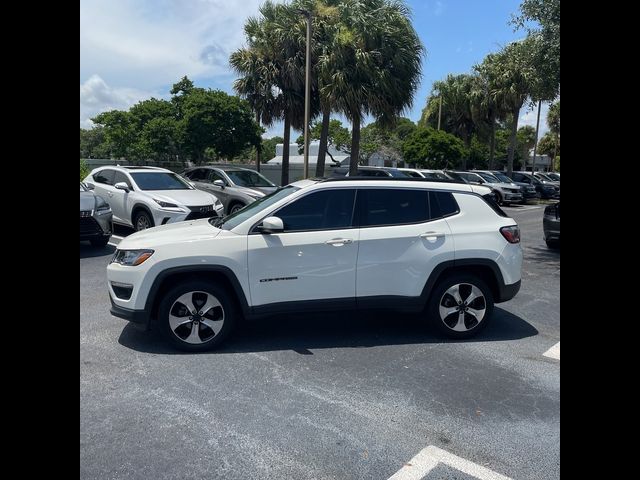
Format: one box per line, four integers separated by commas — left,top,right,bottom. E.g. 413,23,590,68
158,281,237,352
134,210,154,231
493,191,503,205
545,239,560,249
427,273,494,339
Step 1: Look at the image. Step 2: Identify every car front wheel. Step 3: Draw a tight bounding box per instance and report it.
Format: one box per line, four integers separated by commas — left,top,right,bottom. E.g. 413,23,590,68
134,210,154,231
158,281,237,351
228,203,245,215
427,273,494,339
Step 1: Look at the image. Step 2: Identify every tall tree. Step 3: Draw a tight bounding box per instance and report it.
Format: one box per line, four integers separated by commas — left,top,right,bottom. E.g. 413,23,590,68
476,38,538,176
318,0,423,175
517,125,536,170
402,126,465,169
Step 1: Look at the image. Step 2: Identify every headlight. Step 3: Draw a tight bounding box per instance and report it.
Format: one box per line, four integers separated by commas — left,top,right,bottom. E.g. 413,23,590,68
111,249,154,266
153,199,179,208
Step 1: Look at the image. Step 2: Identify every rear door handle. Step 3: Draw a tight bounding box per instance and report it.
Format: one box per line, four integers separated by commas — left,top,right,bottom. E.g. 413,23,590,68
325,238,353,246
419,231,444,240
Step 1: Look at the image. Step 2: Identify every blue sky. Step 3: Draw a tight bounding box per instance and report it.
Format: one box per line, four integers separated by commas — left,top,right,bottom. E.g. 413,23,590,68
80,0,549,137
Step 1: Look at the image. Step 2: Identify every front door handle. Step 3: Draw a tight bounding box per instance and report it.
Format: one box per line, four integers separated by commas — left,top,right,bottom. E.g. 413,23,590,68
325,238,353,246
419,231,444,240
107,192,113,197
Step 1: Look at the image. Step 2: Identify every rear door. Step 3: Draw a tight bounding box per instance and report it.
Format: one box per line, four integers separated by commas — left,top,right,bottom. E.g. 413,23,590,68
247,188,358,307
92,168,116,211
355,188,456,298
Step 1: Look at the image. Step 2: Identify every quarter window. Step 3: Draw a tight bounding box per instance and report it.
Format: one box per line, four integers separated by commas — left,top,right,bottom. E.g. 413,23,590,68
275,189,356,231
430,191,459,218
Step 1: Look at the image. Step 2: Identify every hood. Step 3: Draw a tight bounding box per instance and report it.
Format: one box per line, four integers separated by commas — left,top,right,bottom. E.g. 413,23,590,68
469,185,492,195
147,189,219,206
494,182,521,190
513,181,535,189
118,218,221,250
251,186,278,195
80,191,99,211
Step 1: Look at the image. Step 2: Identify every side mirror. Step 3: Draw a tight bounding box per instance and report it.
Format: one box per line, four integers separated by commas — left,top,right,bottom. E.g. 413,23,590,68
85,182,95,190
213,179,225,188
114,182,130,193
257,216,284,234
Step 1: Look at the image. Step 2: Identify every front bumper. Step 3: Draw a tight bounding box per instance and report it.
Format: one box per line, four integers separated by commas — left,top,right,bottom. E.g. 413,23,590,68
152,204,223,226
543,217,560,241
110,295,151,330
80,210,112,240
503,192,523,202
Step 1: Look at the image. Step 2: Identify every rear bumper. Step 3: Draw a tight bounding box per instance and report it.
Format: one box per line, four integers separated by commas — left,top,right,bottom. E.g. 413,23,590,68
497,280,521,303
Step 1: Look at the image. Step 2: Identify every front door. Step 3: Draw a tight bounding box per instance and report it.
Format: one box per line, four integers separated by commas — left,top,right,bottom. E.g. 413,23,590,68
247,188,358,307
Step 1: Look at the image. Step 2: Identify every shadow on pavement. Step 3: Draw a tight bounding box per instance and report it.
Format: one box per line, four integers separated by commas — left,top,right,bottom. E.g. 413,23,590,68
118,306,538,355
80,242,116,258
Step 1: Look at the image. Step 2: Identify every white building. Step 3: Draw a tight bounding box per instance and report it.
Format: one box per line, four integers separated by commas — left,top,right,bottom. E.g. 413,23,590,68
267,142,350,166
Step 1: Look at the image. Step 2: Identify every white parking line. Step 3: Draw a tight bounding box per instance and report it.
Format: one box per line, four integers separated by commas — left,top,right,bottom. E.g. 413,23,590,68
543,342,560,360
388,445,512,480
503,205,542,211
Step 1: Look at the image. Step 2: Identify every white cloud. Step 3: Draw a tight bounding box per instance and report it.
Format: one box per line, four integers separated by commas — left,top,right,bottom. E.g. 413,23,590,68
80,0,270,126
80,74,161,128
519,101,550,138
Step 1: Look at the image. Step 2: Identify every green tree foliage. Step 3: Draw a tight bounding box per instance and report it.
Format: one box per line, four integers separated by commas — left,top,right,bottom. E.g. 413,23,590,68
359,117,415,165
517,125,536,170
80,126,110,158
537,132,559,158
401,126,465,169
296,119,350,159
547,100,559,135
261,136,285,162
80,159,90,181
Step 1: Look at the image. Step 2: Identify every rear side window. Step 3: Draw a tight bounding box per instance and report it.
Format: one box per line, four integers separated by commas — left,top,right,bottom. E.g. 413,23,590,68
185,169,207,181
275,189,356,231
429,191,459,218
94,169,115,185
358,188,429,227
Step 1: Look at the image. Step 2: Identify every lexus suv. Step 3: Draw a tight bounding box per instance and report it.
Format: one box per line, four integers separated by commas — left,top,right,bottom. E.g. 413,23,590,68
107,178,522,351
83,166,224,231
182,166,277,215
488,171,539,203
80,182,112,247
454,171,523,205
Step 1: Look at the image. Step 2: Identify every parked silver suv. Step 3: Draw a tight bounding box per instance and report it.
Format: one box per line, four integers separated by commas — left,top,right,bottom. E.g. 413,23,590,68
183,166,277,215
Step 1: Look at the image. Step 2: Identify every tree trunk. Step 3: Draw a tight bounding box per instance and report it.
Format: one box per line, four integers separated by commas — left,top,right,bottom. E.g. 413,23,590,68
316,106,330,177
349,115,361,176
506,107,520,177
281,114,291,186
255,112,261,173
462,131,471,170
488,113,496,170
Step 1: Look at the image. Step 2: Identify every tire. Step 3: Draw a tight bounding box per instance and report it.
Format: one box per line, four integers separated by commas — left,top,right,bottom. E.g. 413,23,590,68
90,236,110,247
493,191,503,205
426,273,494,339
228,202,245,215
134,210,154,231
158,280,237,352
545,239,560,249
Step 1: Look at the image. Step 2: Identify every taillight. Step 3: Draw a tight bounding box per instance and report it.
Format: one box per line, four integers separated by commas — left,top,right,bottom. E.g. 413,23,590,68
500,225,520,244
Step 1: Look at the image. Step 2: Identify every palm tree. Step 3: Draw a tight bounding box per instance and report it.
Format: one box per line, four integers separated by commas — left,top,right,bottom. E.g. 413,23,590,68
477,39,537,177
419,74,476,169
547,100,560,170
318,0,423,175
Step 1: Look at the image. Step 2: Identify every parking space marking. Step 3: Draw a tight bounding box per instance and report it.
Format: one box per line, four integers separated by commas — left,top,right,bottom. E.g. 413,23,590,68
502,205,542,211
387,445,512,480
543,342,560,360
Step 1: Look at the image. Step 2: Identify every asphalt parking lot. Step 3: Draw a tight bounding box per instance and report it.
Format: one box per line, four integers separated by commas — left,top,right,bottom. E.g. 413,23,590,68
80,203,559,480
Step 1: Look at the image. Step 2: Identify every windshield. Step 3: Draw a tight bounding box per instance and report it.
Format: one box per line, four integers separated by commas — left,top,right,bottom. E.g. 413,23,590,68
421,171,451,180
226,170,275,188
130,172,193,191
546,173,560,181
477,172,500,183
210,185,300,230
388,169,410,178
535,173,553,181
493,172,513,183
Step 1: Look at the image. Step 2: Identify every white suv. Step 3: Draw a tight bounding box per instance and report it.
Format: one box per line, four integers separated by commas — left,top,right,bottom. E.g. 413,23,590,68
83,166,224,231
107,178,522,351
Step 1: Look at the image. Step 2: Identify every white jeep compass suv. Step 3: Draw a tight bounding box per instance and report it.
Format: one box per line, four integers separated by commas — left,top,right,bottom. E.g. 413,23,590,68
107,178,522,351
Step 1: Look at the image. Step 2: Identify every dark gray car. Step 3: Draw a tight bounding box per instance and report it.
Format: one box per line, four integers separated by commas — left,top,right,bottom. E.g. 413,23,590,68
80,182,112,247
182,166,277,215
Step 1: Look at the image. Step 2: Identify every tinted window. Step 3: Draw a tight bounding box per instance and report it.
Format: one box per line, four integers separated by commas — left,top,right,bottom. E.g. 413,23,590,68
429,191,459,218
403,171,423,178
130,172,192,190
113,171,132,188
388,169,410,178
275,189,356,231
359,188,429,227
94,169,115,185
358,169,389,177
208,170,226,183
185,169,208,181
422,171,450,180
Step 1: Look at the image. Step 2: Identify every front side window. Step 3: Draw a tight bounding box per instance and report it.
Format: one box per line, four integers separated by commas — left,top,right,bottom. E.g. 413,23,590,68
208,170,226,184
130,172,193,190
358,188,429,227
94,169,115,185
275,189,356,231
113,171,132,188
